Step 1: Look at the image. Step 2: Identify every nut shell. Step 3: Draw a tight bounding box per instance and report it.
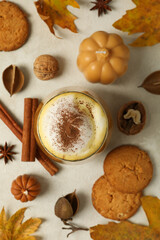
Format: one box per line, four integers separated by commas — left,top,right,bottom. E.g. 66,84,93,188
11,174,40,202
65,190,79,216
33,54,59,80
117,101,146,135
3,65,24,96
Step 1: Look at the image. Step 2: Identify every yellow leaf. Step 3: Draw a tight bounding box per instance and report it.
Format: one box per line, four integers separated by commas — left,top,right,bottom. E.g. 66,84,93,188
0,207,8,240
5,208,26,238
19,237,36,240
13,218,41,240
113,0,160,47
0,207,41,240
34,0,80,37
0,208,7,235
141,196,160,233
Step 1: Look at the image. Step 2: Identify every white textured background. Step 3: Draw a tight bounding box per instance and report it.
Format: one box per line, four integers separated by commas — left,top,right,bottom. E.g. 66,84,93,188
0,0,160,239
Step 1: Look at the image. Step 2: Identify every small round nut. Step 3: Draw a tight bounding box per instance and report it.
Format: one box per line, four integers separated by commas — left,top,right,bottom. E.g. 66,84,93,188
55,197,73,220
54,190,79,220
33,54,59,80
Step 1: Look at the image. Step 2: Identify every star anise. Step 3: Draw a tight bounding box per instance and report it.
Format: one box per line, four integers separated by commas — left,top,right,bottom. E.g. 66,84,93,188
90,0,112,17
0,142,16,164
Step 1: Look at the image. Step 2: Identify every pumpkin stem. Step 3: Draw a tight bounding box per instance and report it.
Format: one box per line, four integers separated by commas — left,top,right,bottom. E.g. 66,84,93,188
22,189,28,195
96,48,110,61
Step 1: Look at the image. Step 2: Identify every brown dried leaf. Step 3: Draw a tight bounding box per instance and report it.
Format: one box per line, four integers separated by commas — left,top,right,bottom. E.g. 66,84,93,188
90,196,160,240
139,71,160,95
90,222,160,240
2,65,24,97
34,0,80,37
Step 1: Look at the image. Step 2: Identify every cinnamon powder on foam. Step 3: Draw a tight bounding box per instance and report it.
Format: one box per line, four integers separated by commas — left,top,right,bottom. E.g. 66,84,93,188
51,101,93,153
56,109,84,152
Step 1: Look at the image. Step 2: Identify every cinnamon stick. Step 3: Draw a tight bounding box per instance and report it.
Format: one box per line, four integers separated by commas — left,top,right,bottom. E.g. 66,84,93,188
36,149,58,176
22,98,32,161
0,103,22,141
30,99,38,162
22,98,38,162
0,101,58,175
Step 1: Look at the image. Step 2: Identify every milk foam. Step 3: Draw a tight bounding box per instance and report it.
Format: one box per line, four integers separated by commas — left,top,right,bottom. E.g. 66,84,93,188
38,92,108,161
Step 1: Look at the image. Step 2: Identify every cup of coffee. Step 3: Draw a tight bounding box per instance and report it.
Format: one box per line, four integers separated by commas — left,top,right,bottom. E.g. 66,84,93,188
34,87,112,164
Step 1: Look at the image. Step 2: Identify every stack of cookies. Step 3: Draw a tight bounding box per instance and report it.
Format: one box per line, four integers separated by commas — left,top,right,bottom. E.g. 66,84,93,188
92,145,153,220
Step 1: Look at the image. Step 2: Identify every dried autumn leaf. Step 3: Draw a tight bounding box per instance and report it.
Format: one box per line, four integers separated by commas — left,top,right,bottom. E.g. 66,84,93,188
34,0,80,37
0,207,41,240
5,207,26,238
90,222,160,240
139,71,160,95
141,196,160,232
113,0,160,47
90,196,160,240
0,208,7,238
13,218,41,240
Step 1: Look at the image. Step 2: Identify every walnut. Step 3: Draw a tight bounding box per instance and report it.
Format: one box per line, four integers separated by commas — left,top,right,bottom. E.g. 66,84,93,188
117,101,146,135
33,54,59,80
123,109,141,125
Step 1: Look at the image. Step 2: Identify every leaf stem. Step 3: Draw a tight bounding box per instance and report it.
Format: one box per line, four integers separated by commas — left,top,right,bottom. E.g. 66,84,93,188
62,220,89,237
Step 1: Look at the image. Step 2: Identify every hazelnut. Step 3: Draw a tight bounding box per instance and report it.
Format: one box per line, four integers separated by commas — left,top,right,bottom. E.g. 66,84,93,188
55,197,74,220
33,54,59,80
54,190,79,220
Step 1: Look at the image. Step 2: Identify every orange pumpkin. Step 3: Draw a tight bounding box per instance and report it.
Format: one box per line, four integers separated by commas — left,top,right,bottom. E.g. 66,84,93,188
11,174,40,202
77,31,130,84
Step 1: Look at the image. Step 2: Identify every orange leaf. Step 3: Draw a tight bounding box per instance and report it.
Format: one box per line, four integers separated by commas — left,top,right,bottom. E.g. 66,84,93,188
90,222,160,240
90,196,160,240
113,0,160,47
34,0,80,37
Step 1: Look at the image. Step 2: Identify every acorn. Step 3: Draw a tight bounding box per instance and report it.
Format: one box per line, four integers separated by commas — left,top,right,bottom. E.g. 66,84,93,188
54,190,79,220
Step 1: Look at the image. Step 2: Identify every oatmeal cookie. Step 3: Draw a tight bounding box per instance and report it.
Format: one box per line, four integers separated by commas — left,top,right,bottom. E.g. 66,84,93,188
104,145,153,193
92,175,142,220
0,1,29,51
